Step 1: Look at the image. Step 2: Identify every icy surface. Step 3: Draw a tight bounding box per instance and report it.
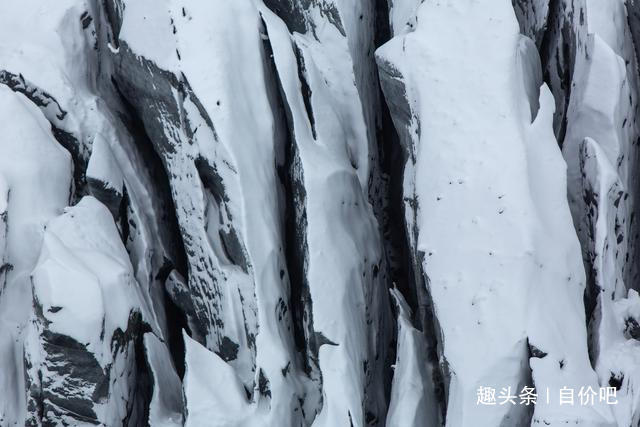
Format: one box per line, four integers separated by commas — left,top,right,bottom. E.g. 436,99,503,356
377,1,614,425
1,0,640,426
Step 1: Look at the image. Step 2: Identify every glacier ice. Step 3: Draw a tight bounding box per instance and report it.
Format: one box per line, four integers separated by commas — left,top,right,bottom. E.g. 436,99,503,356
1,0,640,426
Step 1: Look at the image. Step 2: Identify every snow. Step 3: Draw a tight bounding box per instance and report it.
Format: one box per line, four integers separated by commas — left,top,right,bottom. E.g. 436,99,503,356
564,35,627,178
31,196,145,351
2,0,640,425
594,289,640,426
118,0,176,71
563,0,640,297
388,0,422,36
526,87,613,427
0,0,179,352
118,0,390,425
183,331,252,427
0,0,103,167
261,3,391,425
579,134,640,425
560,2,640,423
377,0,611,424
144,333,184,427
0,0,93,103
26,196,151,425
119,2,264,388
586,0,628,54
0,176,7,295
86,132,124,196
0,178,8,216
0,85,72,424
119,1,312,425
386,289,439,427
512,0,550,44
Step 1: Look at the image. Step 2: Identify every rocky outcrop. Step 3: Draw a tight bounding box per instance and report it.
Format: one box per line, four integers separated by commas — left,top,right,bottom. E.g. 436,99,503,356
90,0,394,425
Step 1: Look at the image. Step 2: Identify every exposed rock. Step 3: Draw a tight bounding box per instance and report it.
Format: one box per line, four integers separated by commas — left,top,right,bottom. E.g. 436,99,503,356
24,196,151,426
261,3,392,424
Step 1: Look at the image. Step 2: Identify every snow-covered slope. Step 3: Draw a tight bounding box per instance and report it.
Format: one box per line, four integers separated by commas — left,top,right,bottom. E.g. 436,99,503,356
2,0,640,426
25,196,152,425
0,85,73,425
100,0,392,425
377,0,625,425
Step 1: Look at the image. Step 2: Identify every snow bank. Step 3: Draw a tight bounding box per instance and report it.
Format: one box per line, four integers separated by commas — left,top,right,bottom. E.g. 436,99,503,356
377,1,611,424
0,85,72,424
25,196,150,425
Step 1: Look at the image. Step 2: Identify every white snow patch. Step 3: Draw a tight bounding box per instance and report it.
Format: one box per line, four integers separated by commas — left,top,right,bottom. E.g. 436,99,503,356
377,1,613,424
0,85,72,424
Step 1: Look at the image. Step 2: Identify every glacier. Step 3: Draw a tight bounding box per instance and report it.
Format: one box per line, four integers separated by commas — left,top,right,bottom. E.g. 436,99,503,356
2,0,640,426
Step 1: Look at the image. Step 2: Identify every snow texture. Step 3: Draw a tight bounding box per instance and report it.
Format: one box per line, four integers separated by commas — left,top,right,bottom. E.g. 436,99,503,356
1,0,640,426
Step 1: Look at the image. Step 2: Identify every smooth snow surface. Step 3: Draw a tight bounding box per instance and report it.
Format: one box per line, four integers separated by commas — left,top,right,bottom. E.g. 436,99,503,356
0,85,72,424
377,1,613,425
